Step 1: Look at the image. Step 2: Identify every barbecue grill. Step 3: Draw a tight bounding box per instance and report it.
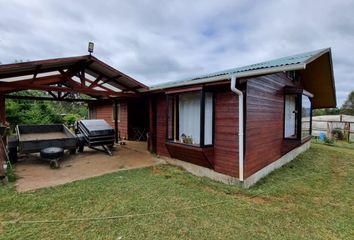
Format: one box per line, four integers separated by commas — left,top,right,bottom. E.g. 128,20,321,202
76,119,115,155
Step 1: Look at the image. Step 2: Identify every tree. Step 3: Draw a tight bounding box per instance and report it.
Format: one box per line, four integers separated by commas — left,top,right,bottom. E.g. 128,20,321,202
5,90,88,132
312,108,340,116
340,91,354,115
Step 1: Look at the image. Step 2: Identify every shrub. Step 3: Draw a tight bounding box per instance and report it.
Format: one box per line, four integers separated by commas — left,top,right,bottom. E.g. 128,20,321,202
5,163,16,182
331,128,344,140
324,136,335,145
63,114,80,127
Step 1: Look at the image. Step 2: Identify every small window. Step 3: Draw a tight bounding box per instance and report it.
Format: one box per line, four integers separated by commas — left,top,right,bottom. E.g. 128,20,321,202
284,95,298,139
284,91,312,140
112,104,120,122
301,96,311,138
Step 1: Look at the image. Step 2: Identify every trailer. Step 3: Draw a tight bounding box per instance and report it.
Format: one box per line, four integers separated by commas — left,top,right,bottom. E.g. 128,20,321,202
11,124,78,167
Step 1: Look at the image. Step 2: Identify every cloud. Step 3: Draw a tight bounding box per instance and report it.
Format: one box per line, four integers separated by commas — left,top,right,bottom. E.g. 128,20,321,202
0,0,353,106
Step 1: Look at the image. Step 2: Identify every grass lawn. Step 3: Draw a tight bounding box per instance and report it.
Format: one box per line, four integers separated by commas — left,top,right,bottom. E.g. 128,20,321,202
0,143,353,239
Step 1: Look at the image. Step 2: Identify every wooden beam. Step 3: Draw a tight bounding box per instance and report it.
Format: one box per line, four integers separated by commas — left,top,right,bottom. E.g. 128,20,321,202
0,75,65,93
1,80,139,98
32,64,42,83
5,95,96,102
47,91,57,99
89,75,103,88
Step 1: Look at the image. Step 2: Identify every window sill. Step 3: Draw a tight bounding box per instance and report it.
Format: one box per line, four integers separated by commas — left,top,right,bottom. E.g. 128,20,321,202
165,141,214,168
165,140,213,149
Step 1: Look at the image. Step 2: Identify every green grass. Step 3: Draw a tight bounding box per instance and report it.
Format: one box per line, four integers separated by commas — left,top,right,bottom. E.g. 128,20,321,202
0,143,353,239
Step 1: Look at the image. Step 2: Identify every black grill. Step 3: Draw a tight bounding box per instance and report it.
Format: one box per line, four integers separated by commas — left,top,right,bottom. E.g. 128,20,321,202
77,120,115,155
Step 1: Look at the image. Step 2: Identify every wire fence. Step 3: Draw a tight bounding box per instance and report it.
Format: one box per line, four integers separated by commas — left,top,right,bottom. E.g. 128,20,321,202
310,119,354,141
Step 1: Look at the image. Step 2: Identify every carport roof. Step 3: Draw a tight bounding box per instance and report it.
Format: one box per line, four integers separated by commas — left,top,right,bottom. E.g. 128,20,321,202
0,55,148,99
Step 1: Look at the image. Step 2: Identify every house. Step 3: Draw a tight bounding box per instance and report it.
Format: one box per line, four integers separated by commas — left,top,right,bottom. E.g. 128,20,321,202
91,48,336,187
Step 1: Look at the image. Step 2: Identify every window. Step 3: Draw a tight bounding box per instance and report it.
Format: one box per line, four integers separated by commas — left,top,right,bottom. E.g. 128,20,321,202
284,95,298,138
284,89,312,140
112,103,120,122
301,95,311,138
166,90,213,147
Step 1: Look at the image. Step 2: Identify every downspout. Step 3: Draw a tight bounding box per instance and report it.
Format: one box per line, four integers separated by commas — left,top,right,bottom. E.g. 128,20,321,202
230,75,244,181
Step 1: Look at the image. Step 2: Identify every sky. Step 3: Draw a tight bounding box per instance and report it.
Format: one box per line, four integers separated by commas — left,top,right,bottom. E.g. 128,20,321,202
0,0,353,106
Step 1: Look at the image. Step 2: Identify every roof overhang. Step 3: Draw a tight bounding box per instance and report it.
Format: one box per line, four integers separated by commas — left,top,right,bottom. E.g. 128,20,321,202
301,49,336,108
149,48,337,109
0,55,148,101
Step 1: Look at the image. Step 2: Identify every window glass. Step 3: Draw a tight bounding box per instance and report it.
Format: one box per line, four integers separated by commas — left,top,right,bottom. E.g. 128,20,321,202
204,92,213,145
179,92,201,145
284,95,298,138
301,95,311,138
167,96,175,140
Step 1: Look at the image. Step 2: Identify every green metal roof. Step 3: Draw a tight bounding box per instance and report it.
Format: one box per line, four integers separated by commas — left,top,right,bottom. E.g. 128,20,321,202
150,48,330,90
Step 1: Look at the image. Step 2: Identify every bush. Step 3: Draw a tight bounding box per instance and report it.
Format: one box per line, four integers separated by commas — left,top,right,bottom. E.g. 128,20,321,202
5,163,16,182
331,128,344,140
324,136,335,145
63,114,80,127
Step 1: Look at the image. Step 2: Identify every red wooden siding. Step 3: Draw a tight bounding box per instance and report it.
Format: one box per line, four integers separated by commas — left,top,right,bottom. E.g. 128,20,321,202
89,102,128,140
154,90,239,177
166,142,214,168
244,72,303,177
155,95,170,157
213,92,239,177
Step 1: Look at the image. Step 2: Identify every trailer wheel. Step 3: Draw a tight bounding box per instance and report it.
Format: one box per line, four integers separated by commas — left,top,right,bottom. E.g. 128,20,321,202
78,145,84,152
50,160,60,169
40,147,64,159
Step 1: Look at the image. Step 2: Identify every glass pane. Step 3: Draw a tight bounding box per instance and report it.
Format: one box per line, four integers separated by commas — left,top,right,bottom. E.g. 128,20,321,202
167,95,175,140
284,95,297,138
179,92,201,145
204,92,213,145
301,95,311,138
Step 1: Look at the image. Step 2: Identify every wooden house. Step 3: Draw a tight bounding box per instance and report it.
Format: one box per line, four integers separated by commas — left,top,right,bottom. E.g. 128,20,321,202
91,48,336,186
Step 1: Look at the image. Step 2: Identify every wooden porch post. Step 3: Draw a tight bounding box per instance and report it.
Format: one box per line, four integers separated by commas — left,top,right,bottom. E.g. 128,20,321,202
148,97,156,153
0,94,6,178
114,100,119,143
0,94,6,124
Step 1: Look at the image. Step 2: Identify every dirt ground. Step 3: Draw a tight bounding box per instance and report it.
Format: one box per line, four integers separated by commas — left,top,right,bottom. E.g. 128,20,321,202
14,141,163,192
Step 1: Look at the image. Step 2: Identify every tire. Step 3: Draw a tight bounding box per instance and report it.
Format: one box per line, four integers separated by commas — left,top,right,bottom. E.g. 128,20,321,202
40,147,64,160
50,160,60,169
78,145,84,152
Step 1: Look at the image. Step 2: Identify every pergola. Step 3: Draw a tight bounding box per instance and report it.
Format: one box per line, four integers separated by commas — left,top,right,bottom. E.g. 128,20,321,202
0,55,148,177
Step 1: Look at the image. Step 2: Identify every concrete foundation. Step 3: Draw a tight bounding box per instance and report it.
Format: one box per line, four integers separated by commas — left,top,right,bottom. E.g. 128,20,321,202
243,140,311,188
162,157,241,185
162,140,311,188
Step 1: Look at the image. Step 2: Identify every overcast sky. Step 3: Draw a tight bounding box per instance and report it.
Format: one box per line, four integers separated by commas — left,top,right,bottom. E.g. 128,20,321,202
0,0,353,106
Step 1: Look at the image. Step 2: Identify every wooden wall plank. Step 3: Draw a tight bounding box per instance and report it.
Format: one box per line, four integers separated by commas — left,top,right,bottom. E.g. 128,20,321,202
244,72,304,177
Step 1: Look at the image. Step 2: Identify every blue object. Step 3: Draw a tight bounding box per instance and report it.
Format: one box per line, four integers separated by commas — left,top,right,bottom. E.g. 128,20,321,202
319,132,326,141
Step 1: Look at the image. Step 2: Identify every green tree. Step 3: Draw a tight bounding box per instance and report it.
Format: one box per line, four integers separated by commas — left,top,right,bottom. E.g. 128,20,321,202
312,108,340,116
340,91,354,115
5,90,88,132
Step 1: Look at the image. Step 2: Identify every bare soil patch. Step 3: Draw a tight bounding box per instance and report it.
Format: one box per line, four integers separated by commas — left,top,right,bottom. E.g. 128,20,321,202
14,141,162,192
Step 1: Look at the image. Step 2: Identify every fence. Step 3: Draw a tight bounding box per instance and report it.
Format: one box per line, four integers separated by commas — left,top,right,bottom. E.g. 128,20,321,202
310,116,354,141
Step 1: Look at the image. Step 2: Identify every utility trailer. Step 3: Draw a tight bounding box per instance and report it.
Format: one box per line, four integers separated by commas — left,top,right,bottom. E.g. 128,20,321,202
11,124,78,167
16,124,77,153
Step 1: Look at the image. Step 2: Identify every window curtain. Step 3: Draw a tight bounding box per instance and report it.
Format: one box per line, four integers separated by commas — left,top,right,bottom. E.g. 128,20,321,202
179,92,201,145
204,92,213,145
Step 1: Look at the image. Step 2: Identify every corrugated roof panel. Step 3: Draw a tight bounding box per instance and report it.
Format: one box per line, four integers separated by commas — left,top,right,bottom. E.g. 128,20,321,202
150,48,329,89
